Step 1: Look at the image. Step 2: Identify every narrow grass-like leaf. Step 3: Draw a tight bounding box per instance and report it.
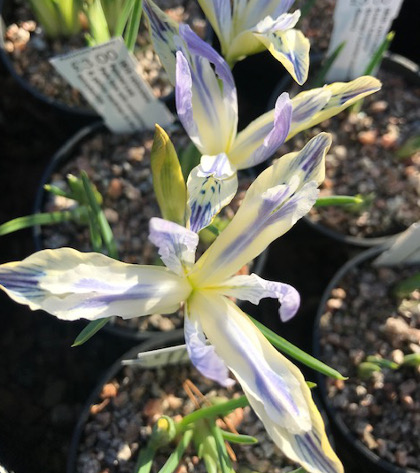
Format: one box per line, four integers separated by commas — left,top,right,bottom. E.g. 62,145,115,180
315,195,364,208
306,381,317,389
84,0,111,46
124,0,143,52
248,315,347,380
209,422,233,473
396,136,420,159
366,356,399,370
114,0,136,36
135,444,157,473
352,31,394,114
179,142,201,182
44,184,73,199
81,172,118,259
394,273,420,297
0,211,74,236
220,431,258,445
402,353,420,367
179,396,249,428
310,41,345,88
72,318,111,346
158,429,194,473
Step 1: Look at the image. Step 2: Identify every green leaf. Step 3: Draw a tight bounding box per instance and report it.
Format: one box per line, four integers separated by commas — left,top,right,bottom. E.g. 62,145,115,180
81,172,118,259
248,315,347,380
357,362,381,380
179,141,201,182
124,0,143,52
366,356,399,370
151,125,188,226
310,41,346,88
315,195,364,208
396,136,420,159
179,396,249,429
306,381,317,389
209,421,234,473
44,184,73,199
394,273,420,297
157,429,194,473
135,444,157,473
402,353,420,368
0,211,74,236
83,0,111,46
220,430,258,445
113,0,135,37
364,31,395,76
72,318,111,346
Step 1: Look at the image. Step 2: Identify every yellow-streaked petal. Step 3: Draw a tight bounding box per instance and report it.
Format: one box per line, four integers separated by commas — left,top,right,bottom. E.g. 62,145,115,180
254,28,310,85
0,248,191,321
190,134,331,286
193,292,343,473
288,76,382,139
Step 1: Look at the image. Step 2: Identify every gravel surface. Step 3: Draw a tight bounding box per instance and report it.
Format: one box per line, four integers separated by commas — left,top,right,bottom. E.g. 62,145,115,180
76,359,298,473
318,256,420,469
277,65,420,240
3,0,206,108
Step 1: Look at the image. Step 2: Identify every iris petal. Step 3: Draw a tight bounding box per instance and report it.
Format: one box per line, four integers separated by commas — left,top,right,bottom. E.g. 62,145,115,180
0,248,191,321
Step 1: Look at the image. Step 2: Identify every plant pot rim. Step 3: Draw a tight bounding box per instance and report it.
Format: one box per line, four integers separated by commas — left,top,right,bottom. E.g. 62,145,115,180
33,121,269,341
269,51,420,248
66,331,186,473
0,0,100,119
313,245,420,473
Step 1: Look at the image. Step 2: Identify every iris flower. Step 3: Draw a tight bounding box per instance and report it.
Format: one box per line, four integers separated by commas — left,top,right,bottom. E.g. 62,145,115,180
143,3,381,234
0,133,342,473
196,0,310,82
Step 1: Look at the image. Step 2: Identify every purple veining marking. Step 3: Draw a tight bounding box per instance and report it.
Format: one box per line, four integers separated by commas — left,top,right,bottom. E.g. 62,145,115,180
222,311,301,421
190,201,212,233
73,278,132,292
292,93,328,123
295,433,337,473
73,283,169,310
298,137,325,174
337,87,379,106
215,185,291,268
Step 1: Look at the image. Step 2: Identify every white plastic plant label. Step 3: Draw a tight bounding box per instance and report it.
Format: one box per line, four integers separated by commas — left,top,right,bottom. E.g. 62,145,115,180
326,0,403,82
50,37,174,133
373,222,420,266
122,345,190,368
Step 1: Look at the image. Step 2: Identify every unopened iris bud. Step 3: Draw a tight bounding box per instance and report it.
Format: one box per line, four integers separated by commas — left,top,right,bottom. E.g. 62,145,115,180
149,416,177,449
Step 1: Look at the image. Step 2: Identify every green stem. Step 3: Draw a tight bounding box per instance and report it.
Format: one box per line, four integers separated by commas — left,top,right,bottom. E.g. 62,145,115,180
158,429,194,473
178,396,249,429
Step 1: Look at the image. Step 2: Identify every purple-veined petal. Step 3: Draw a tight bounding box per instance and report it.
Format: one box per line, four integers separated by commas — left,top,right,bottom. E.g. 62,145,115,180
229,92,292,169
193,292,310,432
190,134,331,286
187,154,238,233
143,0,179,84
216,273,300,321
176,25,238,155
233,0,296,31
184,307,235,387
288,76,382,139
254,28,310,85
0,248,191,321
193,292,343,473
149,218,199,276
196,0,232,53
253,11,300,34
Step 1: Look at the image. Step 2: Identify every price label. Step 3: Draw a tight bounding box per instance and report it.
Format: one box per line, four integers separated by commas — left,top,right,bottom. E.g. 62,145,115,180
50,37,174,133
326,0,403,81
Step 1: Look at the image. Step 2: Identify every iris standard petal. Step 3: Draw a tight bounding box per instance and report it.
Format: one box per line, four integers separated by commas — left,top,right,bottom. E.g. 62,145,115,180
215,273,300,321
0,248,191,321
176,25,238,155
187,154,238,233
229,92,292,169
184,307,235,387
192,292,311,433
288,76,382,139
143,0,179,84
253,27,310,85
190,134,331,286
196,0,232,52
149,217,199,276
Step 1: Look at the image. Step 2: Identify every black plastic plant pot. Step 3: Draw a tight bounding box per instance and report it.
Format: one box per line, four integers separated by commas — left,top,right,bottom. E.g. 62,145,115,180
313,246,420,473
0,0,100,130
66,331,185,473
271,52,420,247
32,121,268,341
